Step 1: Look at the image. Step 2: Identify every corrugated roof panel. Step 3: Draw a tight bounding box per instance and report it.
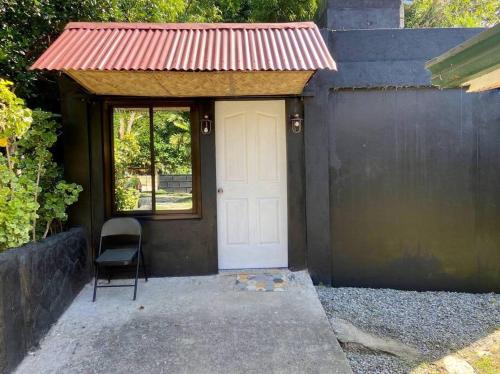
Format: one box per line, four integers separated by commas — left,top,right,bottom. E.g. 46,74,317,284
31,22,336,72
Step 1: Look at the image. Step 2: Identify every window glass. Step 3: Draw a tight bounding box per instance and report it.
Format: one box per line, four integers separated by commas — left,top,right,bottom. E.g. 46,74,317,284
153,107,193,211
112,106,195,215
113,108,151,212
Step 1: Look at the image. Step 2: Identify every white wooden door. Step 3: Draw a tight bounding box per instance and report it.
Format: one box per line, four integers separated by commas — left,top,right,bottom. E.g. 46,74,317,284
216,101,288,269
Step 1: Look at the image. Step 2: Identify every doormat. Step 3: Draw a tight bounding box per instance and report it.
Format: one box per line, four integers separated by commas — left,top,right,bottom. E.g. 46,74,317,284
235,273,286,292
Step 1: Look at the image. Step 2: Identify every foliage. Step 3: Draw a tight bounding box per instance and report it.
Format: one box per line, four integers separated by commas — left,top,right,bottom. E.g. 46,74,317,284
0,79,32,141
249,0,318,22
0,160,38,250
114,183,141,211
39,182,82,238
153,111,192,174
0,0,319,108
112,109,145,210
0,79,82,250
112,108,193,210
16,110,83,239
116,110,192,174
405,0,500,28
0,79,37,250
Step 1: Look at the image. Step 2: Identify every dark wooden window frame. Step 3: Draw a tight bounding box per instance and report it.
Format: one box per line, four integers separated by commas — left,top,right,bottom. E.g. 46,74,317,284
104,99,201,220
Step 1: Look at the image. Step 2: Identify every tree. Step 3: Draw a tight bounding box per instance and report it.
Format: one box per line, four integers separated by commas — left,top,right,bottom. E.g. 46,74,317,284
16,110,82,240
405,0,500,28
0,79,38,249
249,0,318,22
0,79,81,250
0,0,319,108
112,109,145,211
112,109,194,210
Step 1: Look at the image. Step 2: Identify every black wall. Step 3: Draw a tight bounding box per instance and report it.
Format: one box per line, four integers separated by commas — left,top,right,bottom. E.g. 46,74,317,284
330,88,500,292
318,0,403,30
304,27,500,291
0,228,89,373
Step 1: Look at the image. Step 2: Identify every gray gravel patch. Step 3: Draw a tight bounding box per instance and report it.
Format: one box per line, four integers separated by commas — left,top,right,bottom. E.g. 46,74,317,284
316,286,500,373
345,350,411,374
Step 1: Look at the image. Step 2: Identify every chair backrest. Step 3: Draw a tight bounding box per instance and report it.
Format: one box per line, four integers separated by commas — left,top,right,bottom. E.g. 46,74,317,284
101,217,141,238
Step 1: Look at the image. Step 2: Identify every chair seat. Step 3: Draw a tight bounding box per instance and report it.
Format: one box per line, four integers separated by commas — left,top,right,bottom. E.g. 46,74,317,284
96,248,138,266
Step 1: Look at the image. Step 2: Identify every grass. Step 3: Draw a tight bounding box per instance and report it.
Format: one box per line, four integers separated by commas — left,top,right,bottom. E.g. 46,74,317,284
140,192,192,210
472,356,498,374
412,329,500,374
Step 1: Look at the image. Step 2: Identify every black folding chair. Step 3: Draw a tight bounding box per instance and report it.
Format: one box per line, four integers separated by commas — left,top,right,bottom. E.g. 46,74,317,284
92,217,148,301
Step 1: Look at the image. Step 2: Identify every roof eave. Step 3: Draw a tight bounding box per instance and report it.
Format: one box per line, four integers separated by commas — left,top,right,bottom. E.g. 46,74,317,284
426,24,500,91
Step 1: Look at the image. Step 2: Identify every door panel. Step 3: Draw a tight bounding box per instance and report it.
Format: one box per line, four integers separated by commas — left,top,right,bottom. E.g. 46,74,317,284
216,100,287,269
258,198,280,244
225,199,249,245
257,112,279,181
224,112,247,182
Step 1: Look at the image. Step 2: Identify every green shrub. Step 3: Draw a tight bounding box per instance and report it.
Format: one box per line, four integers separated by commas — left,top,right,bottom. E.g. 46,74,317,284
115,183,140,211
0,160,38,250
0,79,82,250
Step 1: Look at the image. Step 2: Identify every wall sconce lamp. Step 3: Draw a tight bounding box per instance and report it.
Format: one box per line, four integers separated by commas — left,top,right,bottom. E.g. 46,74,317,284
290,113,303,134
200,115,213,135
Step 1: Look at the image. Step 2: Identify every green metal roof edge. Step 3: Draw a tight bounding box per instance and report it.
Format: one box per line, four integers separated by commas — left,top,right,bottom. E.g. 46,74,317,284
426,24,500,89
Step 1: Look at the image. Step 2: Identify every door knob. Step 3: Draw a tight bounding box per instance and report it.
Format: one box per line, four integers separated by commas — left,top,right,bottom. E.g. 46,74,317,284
217,188,223,194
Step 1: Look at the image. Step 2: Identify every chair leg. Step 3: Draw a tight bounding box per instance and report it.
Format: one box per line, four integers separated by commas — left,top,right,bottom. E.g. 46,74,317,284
133,256,140,301
140,250,148,282
92,264,99,302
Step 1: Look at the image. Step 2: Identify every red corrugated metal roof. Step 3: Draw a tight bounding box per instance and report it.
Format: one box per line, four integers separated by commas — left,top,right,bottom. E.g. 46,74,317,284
30,22,336,72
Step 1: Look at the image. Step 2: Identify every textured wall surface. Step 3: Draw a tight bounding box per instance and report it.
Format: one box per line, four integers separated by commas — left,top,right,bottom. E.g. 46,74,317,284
318,0,404,30
303,27,500,291
0,228,89,373
304,28,486,95
329,88,500,292
158,174,192,193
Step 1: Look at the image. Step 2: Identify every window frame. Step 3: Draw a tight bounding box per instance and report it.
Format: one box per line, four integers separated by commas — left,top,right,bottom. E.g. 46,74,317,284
106,100,201,220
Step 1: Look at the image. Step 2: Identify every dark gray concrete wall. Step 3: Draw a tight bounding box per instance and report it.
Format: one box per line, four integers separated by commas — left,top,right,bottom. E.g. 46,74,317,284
59,78,93,233
304,75,334,284
301,26,500,289
0,228,89,373
158,174,192,193
328,88,500,292
319,0,403,30
286,99,308,270
312,28,486,89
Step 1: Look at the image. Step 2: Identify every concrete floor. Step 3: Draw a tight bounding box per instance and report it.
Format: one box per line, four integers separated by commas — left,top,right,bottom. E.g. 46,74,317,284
15,270,352,374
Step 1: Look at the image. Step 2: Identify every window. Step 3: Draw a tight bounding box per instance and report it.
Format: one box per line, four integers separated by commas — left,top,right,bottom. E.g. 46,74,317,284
111,105,200,218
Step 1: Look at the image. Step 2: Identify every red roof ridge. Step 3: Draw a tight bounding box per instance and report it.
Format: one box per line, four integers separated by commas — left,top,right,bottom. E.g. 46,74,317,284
64,21,318,31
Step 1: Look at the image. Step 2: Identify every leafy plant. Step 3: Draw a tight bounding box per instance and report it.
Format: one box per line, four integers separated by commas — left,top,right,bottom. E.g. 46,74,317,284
115,182,141,211
39,182,82,238
405,0,500,28
113,109,145,210
0,160,38,250
0,79,82,250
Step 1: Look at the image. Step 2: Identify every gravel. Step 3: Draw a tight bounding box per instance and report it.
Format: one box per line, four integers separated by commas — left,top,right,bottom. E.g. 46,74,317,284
316,287,500,374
